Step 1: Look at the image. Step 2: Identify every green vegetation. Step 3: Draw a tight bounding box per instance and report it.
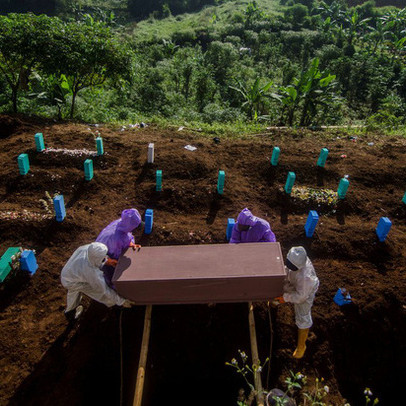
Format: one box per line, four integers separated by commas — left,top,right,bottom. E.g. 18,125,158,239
0,1,405,133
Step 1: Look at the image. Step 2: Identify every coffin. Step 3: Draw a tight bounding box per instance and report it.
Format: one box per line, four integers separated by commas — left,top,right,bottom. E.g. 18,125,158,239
113,242,286,305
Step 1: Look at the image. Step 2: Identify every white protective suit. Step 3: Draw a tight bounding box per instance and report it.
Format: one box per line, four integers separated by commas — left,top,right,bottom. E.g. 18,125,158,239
61,242,126,312
283,256,319,329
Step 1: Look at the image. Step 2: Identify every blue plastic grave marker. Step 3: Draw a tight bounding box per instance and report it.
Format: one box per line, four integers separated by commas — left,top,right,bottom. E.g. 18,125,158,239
35,133,45,152
376,217,392,242
284,171,296,194
317,148,329,167
217,170,225,195
96,137,104,156
144,209,153,234
226,218,235,241
337,178,349,199
53,195,66,222
271,147,280,166
402,192,406,205
333,288,352,306
18,153,30,175
20,250,38,275
84,159,93,181
304,210,319,237
156,170,162,191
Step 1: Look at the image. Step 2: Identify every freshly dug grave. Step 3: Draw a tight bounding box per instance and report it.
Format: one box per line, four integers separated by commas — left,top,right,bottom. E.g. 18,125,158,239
0,115,405,406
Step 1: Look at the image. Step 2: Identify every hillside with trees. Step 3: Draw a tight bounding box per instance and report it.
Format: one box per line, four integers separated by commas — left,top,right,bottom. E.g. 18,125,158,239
0,0,405,131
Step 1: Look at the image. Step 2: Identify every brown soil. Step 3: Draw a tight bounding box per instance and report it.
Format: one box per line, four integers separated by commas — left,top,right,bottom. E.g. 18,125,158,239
0,115,405,406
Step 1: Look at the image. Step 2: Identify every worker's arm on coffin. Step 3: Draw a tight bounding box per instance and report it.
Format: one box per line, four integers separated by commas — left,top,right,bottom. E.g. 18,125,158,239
82,267,127,307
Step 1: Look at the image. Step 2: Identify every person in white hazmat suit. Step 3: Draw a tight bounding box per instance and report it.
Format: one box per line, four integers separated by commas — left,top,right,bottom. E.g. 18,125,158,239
61,242,132,320
273,246,319,359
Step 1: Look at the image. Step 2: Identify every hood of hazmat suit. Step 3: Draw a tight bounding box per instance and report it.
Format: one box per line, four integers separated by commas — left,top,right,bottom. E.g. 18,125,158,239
87,242,108,268
60,243,126,307
96,208,142,259
229,208,276,243
287,246,307,269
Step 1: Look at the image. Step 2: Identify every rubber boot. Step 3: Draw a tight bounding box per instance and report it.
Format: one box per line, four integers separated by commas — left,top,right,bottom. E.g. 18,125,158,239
293,328,309,359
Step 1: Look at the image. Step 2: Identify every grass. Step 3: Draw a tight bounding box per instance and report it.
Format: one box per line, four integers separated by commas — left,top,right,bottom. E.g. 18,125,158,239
132,0,284,43
99,113,406,139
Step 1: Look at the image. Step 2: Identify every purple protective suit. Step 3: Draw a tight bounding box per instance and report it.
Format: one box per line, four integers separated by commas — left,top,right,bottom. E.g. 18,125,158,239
96,208,142,259
229,208,276,244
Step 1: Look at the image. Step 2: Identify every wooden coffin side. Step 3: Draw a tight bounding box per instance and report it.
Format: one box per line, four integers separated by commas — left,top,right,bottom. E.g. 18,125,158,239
114,275,285,305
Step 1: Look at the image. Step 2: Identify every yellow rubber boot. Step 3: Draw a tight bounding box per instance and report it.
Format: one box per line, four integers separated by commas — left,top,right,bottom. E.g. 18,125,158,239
293,328,309,359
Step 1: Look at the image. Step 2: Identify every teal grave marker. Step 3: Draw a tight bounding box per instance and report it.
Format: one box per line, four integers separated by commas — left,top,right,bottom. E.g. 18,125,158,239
337,178,349,199
18,153,30,175
0,247,21,283
271,147,280,166
317,148,329,167
84,159,93,181
35,133,45,152
156,170,162,191
217,170,225,195
284,171,296,194
96,137,104,156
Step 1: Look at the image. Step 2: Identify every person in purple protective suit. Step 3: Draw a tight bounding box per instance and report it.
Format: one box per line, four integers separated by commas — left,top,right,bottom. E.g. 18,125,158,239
96,208,143,287
229,208,276,244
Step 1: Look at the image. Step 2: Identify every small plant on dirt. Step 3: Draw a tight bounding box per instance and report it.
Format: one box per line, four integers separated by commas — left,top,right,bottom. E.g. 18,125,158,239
226,349,269,405
39,191,59,214
10,248,23,273
364,388,379,405
303,377,329,405
271,371,306,405
88,127,101,140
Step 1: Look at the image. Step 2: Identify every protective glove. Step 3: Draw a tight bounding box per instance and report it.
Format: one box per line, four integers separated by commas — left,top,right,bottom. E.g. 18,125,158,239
129,242,141,251
122,300,136,308
105,258,118,267
271,296,285,306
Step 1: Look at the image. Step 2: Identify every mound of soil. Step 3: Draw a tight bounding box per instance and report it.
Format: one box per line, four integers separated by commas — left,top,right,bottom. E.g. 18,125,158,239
0,117,405,405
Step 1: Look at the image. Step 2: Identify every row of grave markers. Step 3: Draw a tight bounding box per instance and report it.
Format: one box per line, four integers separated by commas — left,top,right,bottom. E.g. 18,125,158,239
19,135,406,204
15,133,404,242
225,211,392,242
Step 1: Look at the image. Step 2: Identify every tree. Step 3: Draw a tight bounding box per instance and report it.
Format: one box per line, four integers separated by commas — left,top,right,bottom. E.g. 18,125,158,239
0,13,55,112
205,41,238,88
284,4,308,29
43,20,131,118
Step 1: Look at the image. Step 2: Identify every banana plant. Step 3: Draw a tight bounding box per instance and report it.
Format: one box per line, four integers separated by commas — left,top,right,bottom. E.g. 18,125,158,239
230,78,279,121
29,73,72,119
278,58,336,126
